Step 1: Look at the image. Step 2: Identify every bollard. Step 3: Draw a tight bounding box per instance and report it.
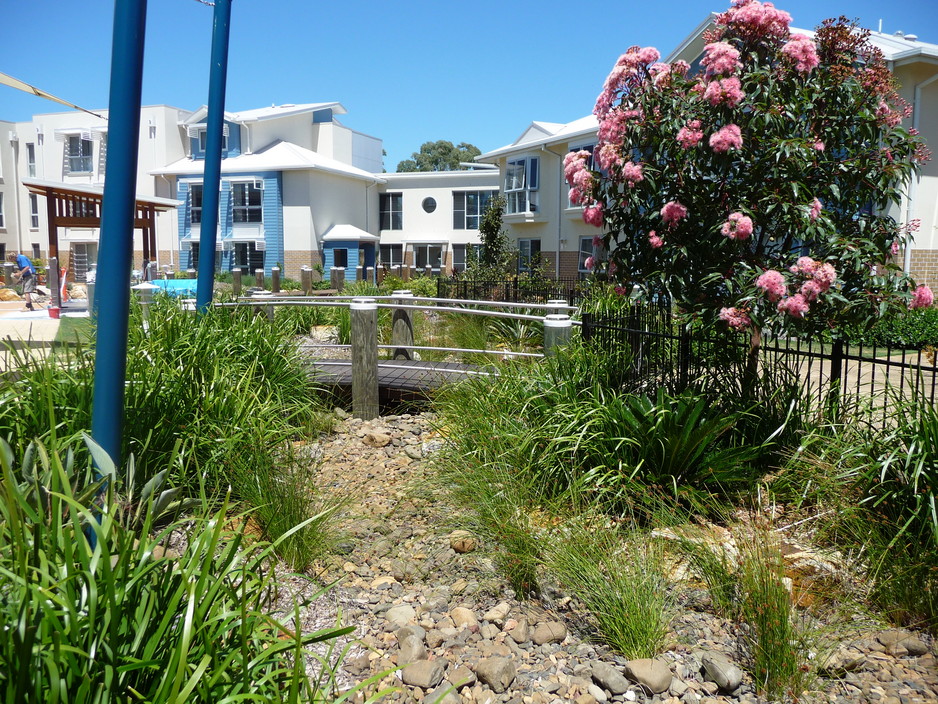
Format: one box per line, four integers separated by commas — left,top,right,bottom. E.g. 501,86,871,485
356,265,364,282
300,266,312,295
271,266,281,293
145,261,157,282
254,268,265,289
252,290,275,321
543,314,572,356
186,268,197,279
330,266,345,292
391,290,414,360
424,264,433,277
166,270,176,280
350,298,379,420
365,266,375,284
376,267,385,287
232,267,242,296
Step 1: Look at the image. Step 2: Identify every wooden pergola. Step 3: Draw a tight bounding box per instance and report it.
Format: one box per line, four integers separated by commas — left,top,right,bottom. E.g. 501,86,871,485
22,178,179,276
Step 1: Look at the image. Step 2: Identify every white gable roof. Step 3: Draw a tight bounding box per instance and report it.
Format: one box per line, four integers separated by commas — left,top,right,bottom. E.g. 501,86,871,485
151,139,385,183
180,102,347,126
321,224,379,242
478,114,599,161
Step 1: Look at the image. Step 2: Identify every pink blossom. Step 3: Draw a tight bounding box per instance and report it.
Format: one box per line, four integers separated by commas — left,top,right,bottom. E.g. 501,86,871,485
813,262,837,291
909,285,935,310
583,203,604,227
614,285,629,296
701,42,742,77
756,270,787,302
876,100,902,128
720,0,792,41
584,256,596,271
721,212,753,240
720,307,752,330
573,167,594,192
568,187,585,205
809,197,822,221
592,235,602,247
709,124,743,153
778,294,810,318
563,150,591,185
597,143,624,171
703,77,745,107
649,62,672,86
648,231,664,248
789,256,816,276
800,279,822,302
672,60,691,76
781,34,820,73
637,47,661,64
598,109,638,144
676,120,704,149
608,260,617,275
621,161,644,187
891,240,900,257
660,201,688,226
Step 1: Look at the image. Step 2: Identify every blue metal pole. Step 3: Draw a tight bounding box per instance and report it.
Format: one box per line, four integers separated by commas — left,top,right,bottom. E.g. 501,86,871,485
90,0,148,465
196,0,232,313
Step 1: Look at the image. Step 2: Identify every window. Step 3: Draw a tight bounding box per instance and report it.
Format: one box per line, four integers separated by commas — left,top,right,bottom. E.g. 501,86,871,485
26,143,36,177
453,190,496,229
413,244,442,271
29,194,39,228
67,135,93,173
422,197,437,213
190,184,203,224
32,243,41,259
333,248,348,269
0,193,4,228
0,244,5,262
231,182,262,223
518,238,541,273
452,244,467,273
233,242,264,272
380,193,402,230
505,157,539,214
380,244,403,267
578,237,594,273
198,129,228,152
189,242,221,271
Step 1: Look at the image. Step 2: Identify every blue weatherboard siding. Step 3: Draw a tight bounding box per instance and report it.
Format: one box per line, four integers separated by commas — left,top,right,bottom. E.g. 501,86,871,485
261,173,283,272
323,241,360,273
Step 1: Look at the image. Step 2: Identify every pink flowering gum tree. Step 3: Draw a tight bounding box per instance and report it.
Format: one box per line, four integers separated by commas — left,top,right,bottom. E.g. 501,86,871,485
567,0,932,343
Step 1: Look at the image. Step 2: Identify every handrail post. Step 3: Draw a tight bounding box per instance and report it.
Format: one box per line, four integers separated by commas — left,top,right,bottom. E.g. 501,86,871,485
544,313,572,356
271,266,281,293
232,267,242,296
254,267,265,289
391,289,414,360
300,266,312,295
330,266,345,292
351,297,379,420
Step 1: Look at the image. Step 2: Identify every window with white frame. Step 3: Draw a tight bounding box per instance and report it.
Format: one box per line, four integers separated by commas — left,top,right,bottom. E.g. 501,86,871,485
198,129,228,152
505,157,539,214
332,248,348,269
453,190,496,229
380,193,402,230
452,244,468,272
518,238,541,273
231,182,262,224
32,243,41,259
189,184,203,224
578,237,594,273
26,143,36,177
233,241,264,272
413,244,442,270
29,194,39,228
0,193,4,228
67,135,93,173
380,244,403,268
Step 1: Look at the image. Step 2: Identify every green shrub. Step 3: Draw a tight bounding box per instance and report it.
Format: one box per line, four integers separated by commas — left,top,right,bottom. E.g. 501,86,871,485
0,437,354,703
841,306,938,349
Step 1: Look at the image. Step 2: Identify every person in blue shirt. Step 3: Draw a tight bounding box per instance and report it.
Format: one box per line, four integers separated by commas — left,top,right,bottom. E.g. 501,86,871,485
10,251,38,311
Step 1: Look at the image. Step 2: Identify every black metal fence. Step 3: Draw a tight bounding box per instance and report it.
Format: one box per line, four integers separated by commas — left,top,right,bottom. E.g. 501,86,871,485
437,276,585,306
581,305,938,425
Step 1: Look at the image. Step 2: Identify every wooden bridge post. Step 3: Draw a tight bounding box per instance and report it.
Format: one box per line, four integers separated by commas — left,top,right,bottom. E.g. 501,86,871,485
330,267,345,292
271,266,281,293
544,314,572,356
254,268,265,289
187,268,197,279
391,290,414,360
232,267,242,296
351,297,379,420
300,266,312,295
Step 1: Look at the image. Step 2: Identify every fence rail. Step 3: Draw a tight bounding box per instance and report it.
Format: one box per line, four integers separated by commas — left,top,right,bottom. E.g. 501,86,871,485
581,305,938,426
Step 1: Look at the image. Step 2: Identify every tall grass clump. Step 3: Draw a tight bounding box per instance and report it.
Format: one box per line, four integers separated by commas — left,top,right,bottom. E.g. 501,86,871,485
548,518,672,658
0,436,358,703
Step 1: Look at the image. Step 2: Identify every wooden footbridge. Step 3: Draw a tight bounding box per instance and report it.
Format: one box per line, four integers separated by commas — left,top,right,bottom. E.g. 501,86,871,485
223,293,576,417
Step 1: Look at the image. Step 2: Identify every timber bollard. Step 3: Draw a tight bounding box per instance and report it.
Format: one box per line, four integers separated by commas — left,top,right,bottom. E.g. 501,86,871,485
391,290,414,360
232,268,242,296
187,268,197,279
300,266,312,295
350,298,379,420
252,290,275,321
271,266,281,293
366,266,375,284
544,314,572,356
254,268,265,289
356,265,364,282
165,270,175,280
330,266,345,292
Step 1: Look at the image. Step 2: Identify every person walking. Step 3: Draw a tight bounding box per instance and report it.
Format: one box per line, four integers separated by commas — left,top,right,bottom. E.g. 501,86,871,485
11,251,39,311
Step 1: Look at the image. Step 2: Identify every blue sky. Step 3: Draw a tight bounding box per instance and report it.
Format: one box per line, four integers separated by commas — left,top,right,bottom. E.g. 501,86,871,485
2,0,935,171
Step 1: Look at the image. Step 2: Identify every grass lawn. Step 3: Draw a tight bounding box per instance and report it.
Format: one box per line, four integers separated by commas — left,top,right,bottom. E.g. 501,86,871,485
55,317,93,345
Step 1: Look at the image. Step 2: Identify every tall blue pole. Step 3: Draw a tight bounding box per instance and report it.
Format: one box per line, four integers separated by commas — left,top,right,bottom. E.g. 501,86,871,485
196,0,232,313
90,0,148,465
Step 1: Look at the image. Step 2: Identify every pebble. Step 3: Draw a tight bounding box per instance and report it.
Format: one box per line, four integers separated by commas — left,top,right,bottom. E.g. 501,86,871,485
277,410,938,704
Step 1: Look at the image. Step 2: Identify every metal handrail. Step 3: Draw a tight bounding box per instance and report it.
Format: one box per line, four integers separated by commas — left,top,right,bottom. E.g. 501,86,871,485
300,342,543,358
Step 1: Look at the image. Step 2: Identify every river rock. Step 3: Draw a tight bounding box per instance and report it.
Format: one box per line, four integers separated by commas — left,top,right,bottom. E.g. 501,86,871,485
482,601,511,624
385,604,416,627
450,530,478,553
451,606,479,631
362,432,392,448
701,652,743,692
474,657,517,694
625,658,673,694
399,634,427,664
402,659,445,689
533,620,567,645
591,661,631,695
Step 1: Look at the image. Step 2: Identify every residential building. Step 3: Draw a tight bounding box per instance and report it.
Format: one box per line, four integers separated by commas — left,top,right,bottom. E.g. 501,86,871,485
479,21,938,285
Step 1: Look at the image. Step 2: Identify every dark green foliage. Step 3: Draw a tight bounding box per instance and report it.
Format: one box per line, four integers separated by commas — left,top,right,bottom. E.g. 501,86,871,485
840,306,938,349
396,140,481,172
